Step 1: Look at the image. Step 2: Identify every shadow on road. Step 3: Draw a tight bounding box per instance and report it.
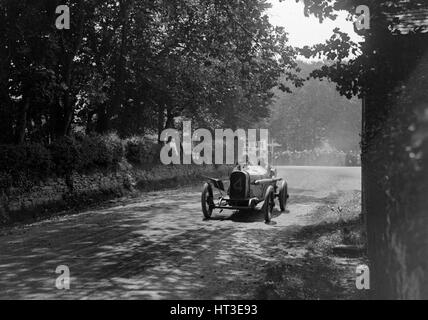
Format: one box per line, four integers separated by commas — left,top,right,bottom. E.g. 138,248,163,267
228,208,284,223
0,184,363,299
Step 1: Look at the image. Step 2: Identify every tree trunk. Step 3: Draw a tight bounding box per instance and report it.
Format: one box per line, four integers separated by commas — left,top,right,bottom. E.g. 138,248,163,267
165,109,175,130
95,104,110,134
110,0,133,129
364,33,428,300
15,97,30,144
55,3,86,138
61,58,74,137
157,105,165,145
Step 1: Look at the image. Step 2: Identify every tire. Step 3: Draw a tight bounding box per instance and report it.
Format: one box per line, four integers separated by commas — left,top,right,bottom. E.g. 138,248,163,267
201,183,214,219
262,186,275,223
278,180,289,212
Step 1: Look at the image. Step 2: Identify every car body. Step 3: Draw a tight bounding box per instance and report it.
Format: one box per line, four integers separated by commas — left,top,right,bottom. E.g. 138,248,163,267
201,164,289,223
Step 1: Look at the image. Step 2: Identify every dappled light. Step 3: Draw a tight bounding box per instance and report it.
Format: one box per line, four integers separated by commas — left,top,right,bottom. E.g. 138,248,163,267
0,167,361,299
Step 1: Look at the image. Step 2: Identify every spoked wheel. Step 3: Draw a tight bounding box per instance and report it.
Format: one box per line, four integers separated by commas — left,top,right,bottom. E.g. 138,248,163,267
201,183,215,219
278,180,289,212
262,186,275,223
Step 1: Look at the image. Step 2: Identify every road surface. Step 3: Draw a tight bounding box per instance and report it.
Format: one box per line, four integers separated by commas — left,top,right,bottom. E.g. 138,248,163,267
0,166,361,299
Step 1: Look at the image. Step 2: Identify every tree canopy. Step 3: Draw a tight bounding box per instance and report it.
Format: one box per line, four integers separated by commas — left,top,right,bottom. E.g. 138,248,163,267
269,61,361,152
0,0,303,145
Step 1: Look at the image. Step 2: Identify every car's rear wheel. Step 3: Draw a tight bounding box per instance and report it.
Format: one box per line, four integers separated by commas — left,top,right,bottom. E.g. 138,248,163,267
278,180,289,212
201,183,214,219
262,186,275,223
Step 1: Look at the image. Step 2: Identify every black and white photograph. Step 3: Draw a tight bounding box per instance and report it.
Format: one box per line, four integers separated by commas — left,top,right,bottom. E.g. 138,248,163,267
0,0,427,303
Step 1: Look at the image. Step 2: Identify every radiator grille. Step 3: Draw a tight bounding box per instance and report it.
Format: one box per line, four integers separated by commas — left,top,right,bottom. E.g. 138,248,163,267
229,171,248,199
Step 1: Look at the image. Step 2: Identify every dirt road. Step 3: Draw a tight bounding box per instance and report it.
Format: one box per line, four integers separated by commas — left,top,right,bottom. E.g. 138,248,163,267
0,166,361,300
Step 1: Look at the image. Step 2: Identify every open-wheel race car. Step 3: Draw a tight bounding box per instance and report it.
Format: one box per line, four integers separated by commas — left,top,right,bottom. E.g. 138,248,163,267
201,164,289,223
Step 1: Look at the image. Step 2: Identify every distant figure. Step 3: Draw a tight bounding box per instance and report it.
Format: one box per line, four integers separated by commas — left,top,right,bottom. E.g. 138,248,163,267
346,151,356,166
233,162,241,171
258,158,266,167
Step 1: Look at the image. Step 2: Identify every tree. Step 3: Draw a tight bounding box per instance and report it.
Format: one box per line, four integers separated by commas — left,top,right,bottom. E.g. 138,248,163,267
292,0,428,299
269,61,361,152
0,0,301,144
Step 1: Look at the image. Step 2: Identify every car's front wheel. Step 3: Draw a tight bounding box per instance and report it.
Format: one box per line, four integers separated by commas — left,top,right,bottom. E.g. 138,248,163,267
262,186,275,223
201,183,214,219
278,180,289,212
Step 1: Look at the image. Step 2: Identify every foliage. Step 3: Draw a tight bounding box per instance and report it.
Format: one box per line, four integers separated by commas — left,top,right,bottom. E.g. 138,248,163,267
292,0,428,299
125,137,159,166
0,0,301,144
269,61,361,152
75,133,124,170
49,136,81,175
0,143,52,176
98,134,125,168
0,134,153,182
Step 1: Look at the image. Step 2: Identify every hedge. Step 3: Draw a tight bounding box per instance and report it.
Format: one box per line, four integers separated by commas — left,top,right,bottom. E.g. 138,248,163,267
125,136,160,166
0,134,159,184
0,143,52,176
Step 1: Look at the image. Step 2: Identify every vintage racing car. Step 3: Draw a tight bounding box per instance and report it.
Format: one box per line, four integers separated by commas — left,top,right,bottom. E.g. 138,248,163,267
201,164,289,223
